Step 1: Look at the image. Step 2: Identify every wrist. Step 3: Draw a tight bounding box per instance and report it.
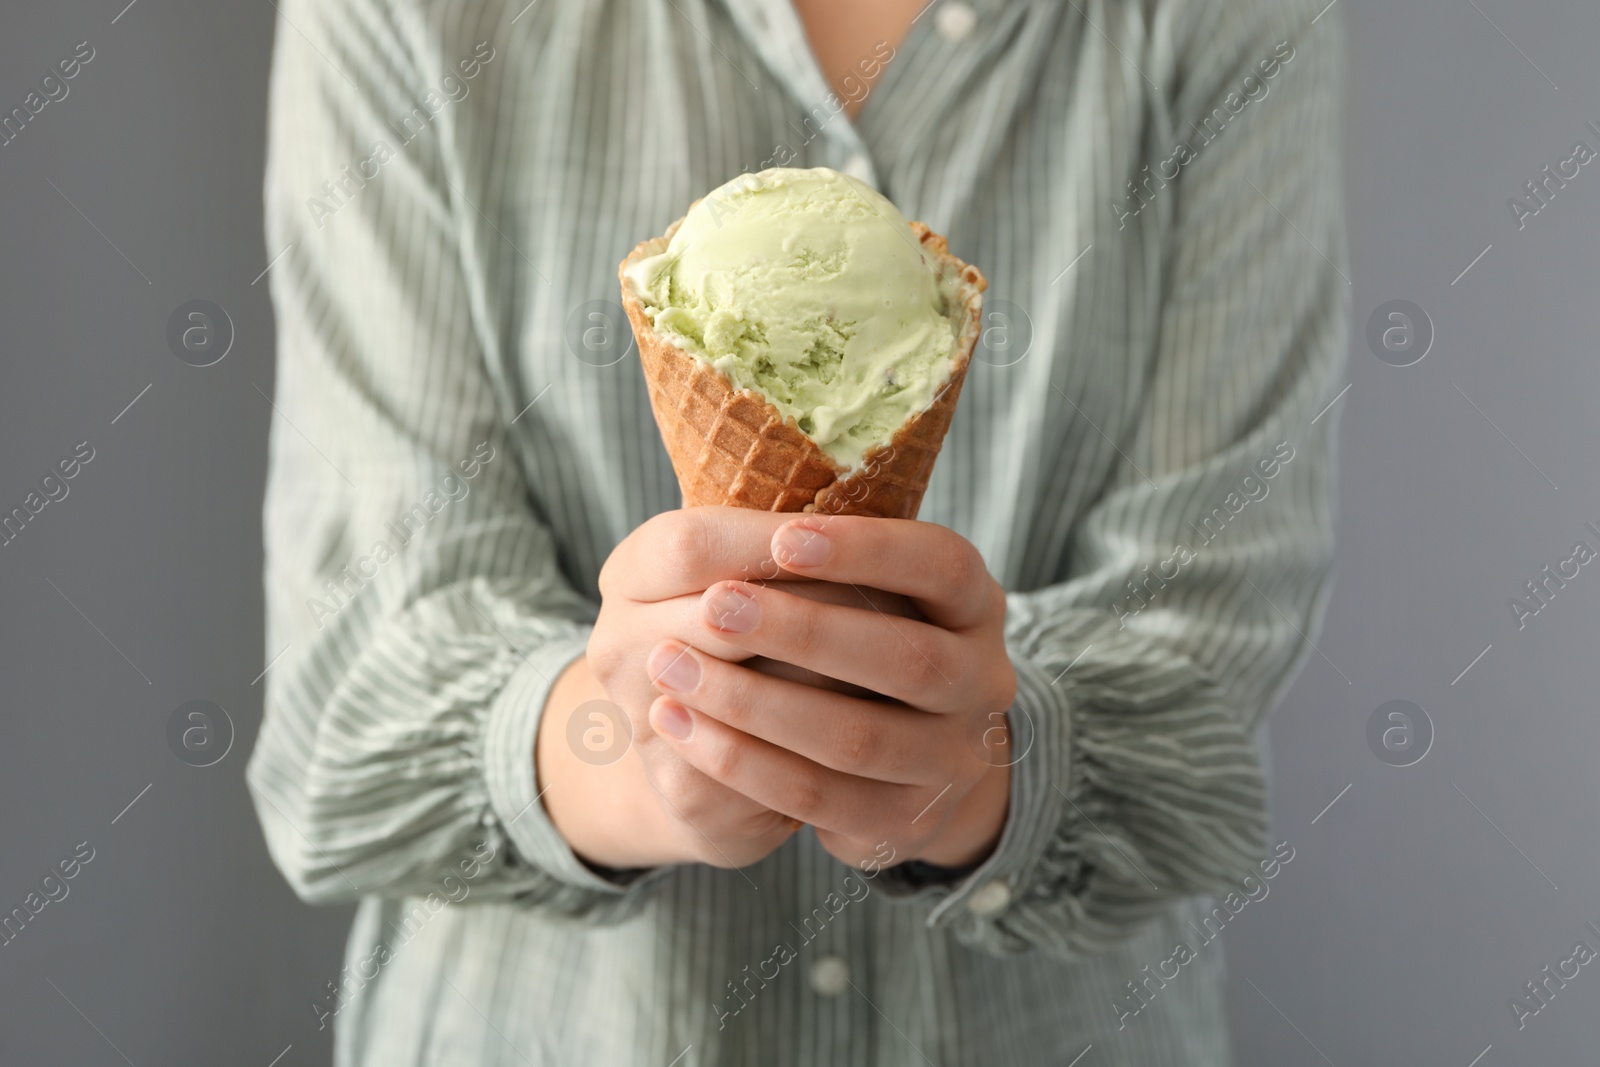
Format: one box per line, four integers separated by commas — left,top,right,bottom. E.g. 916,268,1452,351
913,759,1012,869
536,657,676,870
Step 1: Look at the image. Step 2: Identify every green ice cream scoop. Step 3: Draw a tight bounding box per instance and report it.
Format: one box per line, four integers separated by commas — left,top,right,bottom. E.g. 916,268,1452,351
622,167,958,470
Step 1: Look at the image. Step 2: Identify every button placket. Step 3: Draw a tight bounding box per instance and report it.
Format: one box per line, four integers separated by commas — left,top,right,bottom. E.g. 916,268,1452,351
808,954,851,996
935,1,977,43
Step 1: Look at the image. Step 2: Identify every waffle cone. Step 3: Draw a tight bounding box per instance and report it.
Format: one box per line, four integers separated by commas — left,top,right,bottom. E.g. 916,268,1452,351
620,218,986,519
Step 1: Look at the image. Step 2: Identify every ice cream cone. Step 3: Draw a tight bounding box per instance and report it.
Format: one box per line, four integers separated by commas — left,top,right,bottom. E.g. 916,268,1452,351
619,218,986,520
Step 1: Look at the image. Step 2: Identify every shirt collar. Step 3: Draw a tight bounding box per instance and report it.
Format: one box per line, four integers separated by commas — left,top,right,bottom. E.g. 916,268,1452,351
718,0,1016,114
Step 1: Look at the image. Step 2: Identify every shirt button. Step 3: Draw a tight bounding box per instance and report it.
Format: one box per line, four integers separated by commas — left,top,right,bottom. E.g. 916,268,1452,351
935,2,977,43
808,955,851,997
841,153,874,185
967,880,1011,917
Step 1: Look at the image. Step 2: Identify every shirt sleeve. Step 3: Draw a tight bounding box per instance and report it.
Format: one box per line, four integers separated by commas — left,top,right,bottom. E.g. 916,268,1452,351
876,0,1348,956
246,0,655,921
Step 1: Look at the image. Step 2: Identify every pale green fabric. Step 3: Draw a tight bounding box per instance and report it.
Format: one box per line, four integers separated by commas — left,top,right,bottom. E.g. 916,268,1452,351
249,0,1347,1063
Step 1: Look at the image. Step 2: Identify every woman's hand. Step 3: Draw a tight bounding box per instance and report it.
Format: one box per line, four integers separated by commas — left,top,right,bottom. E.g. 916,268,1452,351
537,508,917,872
536,508,795,870
644,515,1018,870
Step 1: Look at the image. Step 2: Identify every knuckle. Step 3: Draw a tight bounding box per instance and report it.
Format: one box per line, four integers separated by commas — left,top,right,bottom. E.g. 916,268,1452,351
655,513,711,588
585,631,622,685
900,639,951,696
701,734,742,782
787,771,826,822
787,597,827,659
983,579,1009,624
954,643,997,698
942,539,985,597
831,713,880,771
654,765,703,820
713,666,759,730
597,538,630,599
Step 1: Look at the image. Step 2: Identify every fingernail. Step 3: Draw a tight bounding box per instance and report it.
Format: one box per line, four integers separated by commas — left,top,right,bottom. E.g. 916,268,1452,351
773,524,831,568
652,699,693,741
648,643,701,693
703,584,759,633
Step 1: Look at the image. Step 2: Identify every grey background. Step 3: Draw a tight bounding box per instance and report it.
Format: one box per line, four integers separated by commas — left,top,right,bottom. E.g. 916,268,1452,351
0,1,1595,1064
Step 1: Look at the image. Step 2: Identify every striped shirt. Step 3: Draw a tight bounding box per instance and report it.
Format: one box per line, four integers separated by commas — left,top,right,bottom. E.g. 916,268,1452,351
249,0,1347,1063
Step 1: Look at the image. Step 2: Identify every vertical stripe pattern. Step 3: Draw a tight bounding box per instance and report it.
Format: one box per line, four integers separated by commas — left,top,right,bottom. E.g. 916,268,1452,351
250,0,1348,1063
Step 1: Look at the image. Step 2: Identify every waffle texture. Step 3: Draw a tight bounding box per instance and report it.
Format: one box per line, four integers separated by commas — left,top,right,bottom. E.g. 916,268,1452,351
620,219,986,519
